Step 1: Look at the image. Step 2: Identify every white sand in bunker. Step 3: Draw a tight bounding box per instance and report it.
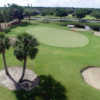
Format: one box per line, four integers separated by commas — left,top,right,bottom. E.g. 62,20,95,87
0,67,38,90
82,67,100,89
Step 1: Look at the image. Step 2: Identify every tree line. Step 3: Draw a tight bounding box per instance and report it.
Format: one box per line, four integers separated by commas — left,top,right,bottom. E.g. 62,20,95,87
0,4,100,24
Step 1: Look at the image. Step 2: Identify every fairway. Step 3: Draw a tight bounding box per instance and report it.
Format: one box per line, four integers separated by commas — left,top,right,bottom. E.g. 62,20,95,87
1,2,100,100
1,23,100,100
27,26,89,48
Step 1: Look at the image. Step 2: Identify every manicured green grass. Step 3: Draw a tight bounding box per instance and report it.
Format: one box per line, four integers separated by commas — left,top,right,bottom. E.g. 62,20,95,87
0,22,100,100
83,15,96,20
27,26,89,48
8,23,89,48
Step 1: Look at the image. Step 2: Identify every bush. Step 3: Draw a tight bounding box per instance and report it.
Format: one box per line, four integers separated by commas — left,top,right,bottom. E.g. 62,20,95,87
60,21,85,28
3,28,11,33
86,23,100,31
60,21,100,31
75,23,85,28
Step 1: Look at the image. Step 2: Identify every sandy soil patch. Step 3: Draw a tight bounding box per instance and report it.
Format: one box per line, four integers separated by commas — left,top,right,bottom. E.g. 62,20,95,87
0,67,38,90
82,67,100,89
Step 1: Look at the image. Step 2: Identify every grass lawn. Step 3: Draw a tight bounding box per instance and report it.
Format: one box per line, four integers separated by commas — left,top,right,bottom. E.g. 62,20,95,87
83,15,96,20
0,22,100,100
27,26,89,48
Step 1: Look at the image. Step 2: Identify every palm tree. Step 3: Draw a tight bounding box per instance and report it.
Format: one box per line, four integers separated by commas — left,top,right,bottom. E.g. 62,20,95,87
14,33,39,82
0,33,16,83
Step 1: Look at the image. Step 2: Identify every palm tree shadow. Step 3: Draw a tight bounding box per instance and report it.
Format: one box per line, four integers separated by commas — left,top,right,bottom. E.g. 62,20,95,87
14,75,67,100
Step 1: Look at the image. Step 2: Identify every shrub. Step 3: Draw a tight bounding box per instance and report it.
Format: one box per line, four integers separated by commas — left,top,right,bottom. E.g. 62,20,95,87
4,28,11,33
60,21,100,31
86,23,100,31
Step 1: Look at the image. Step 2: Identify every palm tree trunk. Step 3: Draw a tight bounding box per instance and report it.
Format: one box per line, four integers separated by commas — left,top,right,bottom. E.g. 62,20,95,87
2,52,9,75
2,51,16,84
19,57,27,82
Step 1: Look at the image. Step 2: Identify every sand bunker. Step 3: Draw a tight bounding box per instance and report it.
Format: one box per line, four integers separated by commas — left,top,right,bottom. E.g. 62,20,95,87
82,67,100,89
0,67,38,90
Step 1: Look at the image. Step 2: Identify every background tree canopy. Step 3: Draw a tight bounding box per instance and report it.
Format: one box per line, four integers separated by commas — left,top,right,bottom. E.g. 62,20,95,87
0,4,100,23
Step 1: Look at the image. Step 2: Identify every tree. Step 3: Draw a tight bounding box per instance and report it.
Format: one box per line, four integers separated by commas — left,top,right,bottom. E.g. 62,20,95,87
14,33,39,82
0,4,24,23
74,9,90,19
41,9,49,16
0,11,3,22
24,8,40,22
55,8,68,17
0,33,16,83
1,9,11,29
0,34,10,74
24,9,33,22
0,11,3,31
91,10,100,19
9,4,24,23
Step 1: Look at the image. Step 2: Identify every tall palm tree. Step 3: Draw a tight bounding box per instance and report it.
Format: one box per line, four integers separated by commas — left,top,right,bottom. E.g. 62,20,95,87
14,33,39,82
0,33,16,83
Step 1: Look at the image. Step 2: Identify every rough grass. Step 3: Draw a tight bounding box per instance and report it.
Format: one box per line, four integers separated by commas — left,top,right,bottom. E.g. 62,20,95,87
0,23,100,100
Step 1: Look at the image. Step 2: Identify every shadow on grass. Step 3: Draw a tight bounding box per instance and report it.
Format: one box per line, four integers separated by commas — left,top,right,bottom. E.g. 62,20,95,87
14,75,67,100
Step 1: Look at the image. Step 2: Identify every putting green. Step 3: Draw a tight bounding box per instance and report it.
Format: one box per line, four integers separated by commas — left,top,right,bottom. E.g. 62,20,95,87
27,26,89,48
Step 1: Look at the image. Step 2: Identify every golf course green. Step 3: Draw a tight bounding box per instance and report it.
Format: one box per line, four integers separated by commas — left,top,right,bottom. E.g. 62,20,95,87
27,26,89,48
1,22,100,100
